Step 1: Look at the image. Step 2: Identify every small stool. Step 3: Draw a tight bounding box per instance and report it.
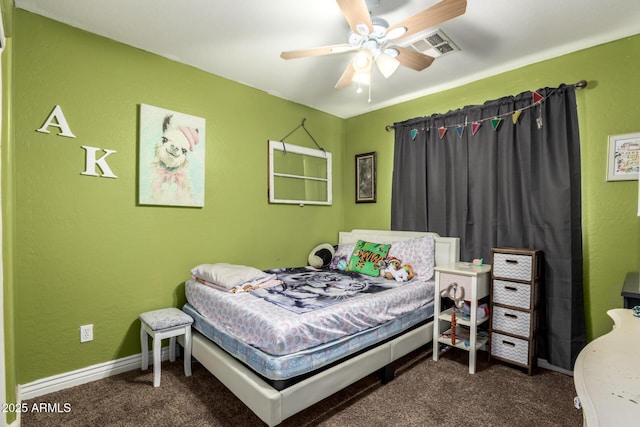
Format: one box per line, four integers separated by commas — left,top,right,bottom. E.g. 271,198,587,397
139,308,193,387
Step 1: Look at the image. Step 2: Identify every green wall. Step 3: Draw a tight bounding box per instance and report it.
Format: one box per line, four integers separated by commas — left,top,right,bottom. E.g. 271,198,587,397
6,7,640,397
344,35,640,341
11,11,346,384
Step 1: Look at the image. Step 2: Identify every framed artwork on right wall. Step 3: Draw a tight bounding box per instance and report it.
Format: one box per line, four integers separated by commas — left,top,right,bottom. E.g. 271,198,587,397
607,132,640,181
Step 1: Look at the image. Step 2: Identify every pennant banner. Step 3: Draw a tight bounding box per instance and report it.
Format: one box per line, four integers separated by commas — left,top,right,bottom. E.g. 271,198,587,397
512,110,522,124
533,91,544,105
395,87,558,140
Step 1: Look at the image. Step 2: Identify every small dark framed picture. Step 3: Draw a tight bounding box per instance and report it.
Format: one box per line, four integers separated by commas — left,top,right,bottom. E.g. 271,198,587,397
355,152,376,203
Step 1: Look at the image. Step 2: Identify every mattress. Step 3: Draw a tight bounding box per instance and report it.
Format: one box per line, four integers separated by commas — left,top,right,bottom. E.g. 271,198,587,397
183,301,434,383
184,270,436,381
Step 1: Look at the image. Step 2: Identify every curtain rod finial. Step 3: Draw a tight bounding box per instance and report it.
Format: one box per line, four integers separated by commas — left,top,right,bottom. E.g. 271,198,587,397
575,80,588,89
385,125,393,132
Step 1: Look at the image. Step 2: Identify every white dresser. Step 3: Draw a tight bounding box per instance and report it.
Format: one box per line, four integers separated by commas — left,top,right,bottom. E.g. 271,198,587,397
574,309,640,426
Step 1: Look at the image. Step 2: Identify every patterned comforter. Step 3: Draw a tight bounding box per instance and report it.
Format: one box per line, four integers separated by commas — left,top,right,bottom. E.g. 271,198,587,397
251,267,399,314
185,267,435,356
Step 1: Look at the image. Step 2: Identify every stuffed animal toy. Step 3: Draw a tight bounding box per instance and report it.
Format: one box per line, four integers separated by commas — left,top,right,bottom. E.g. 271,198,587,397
460,301,489,320
335,257,349,271
381,257,415,282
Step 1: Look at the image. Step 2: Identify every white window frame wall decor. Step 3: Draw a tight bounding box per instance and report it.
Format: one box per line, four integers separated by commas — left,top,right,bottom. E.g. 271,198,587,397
268,140,332,206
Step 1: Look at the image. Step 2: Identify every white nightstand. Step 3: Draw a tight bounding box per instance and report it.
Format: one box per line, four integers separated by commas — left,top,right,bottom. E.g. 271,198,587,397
433,263,491,374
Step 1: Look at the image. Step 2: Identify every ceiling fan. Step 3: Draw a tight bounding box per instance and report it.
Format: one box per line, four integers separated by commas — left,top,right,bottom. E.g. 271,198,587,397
280,0,467,89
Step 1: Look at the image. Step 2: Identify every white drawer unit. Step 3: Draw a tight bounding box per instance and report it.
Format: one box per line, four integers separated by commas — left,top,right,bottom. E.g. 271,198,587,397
490,332,529,365
492,279,534,309
489,248,542,375
493,253,534,281
492,306,531,337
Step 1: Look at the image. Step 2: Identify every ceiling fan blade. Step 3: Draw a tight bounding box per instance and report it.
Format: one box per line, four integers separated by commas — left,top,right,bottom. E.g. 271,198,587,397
281,44,355,60
336,0,373,36
335,62,356,88
387,0,467,40
394,47,435,71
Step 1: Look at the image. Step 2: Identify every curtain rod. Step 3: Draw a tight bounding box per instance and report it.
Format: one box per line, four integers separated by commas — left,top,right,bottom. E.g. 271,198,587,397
384,80,588,132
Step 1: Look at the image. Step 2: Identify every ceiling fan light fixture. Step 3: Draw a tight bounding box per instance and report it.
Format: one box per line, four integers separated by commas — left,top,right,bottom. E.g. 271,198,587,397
356,22,370,36
282,0,468,92
386,26,407,40
353,71,371,85
375,52,400,78
370,16,389,38
353,50,373,72
383,48,399,57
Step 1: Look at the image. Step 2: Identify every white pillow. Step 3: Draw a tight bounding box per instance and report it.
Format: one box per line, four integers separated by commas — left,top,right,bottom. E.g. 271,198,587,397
191,263,272,290
387,236,435,281
330,236,436,280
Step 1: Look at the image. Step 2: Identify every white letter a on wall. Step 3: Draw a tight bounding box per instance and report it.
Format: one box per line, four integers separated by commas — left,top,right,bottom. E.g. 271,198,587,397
36,105,76,138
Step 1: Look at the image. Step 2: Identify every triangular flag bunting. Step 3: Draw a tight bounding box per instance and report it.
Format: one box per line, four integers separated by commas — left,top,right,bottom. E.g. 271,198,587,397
471,122,481,136
491,118,502,131
438,126,447,139
512,110,522,124
533,91,544,105
456,125,465,137
410,128,418,140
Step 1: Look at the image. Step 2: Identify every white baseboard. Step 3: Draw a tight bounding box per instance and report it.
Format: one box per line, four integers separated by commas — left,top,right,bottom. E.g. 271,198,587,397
18,347,172,401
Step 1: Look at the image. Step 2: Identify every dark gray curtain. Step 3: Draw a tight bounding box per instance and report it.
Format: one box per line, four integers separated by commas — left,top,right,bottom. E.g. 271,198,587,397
391,85,585,370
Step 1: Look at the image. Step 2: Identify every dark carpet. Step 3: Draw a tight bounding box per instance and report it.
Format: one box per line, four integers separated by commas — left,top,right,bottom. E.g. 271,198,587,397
22,347,583,426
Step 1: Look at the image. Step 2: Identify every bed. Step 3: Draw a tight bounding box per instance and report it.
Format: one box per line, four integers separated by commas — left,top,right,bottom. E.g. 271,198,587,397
180,229,459,426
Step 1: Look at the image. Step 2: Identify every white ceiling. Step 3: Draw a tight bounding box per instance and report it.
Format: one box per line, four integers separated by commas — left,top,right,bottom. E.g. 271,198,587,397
15,0,640,118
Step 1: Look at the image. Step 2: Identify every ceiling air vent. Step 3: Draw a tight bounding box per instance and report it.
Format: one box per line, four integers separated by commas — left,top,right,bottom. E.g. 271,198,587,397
408,29,460,57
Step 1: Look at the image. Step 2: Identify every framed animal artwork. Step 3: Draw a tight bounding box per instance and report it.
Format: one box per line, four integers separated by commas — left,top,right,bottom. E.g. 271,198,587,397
355,151,376,203
138,104,205,207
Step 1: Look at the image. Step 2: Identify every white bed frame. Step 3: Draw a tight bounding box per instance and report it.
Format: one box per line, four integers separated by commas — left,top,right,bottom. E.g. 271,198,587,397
185,230,459,426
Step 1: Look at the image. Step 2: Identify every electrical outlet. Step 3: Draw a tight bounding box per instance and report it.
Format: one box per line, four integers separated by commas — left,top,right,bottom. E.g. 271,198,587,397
80,324,93,343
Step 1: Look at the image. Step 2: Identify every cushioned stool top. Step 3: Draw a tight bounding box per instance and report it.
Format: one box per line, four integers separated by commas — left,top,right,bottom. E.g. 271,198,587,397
139,308,193,331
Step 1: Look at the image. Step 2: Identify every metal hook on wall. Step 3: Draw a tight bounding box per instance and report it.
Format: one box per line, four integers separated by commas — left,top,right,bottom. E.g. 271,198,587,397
279,118,325,154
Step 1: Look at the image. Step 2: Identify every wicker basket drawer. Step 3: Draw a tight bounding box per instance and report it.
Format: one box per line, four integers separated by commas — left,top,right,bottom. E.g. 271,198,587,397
492,306,531,337
493,280,532,309
491,332,529,365
493,252,533,281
